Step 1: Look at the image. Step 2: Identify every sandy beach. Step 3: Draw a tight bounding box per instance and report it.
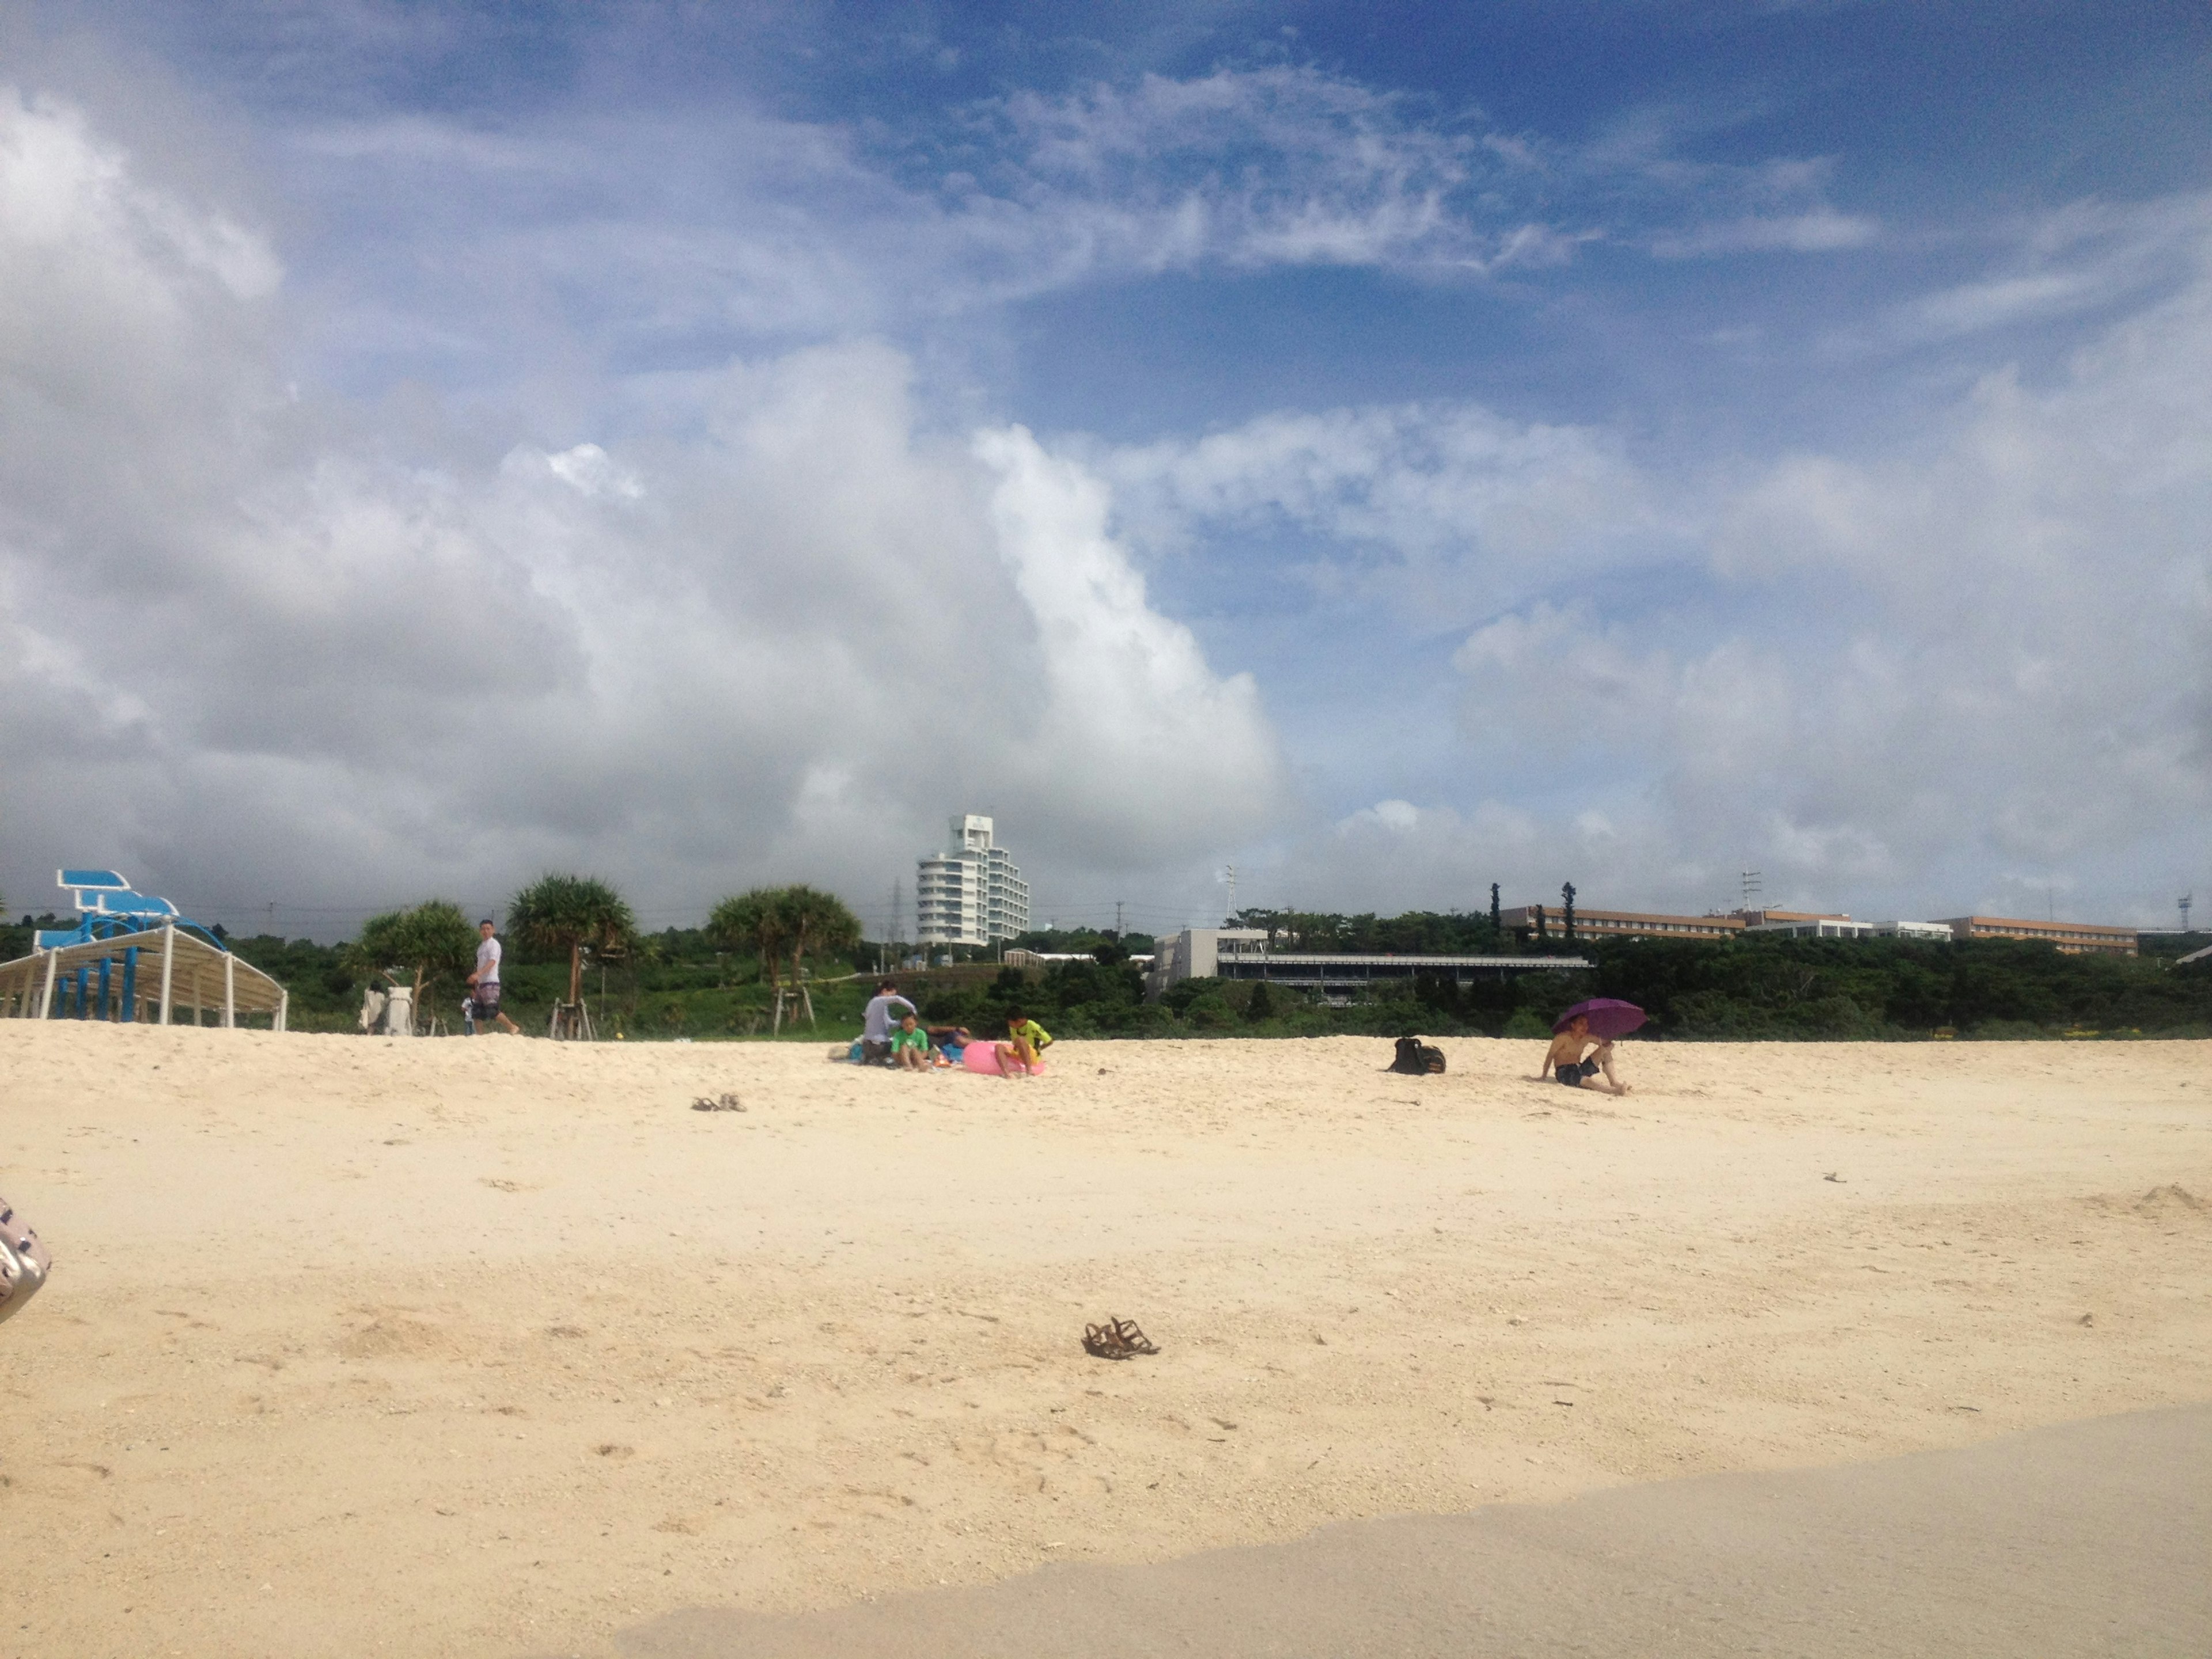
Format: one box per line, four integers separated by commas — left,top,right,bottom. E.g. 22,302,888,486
3,1024,2208,1657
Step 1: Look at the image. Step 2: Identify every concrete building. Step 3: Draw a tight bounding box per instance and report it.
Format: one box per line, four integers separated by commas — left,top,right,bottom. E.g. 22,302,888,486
1739,912,1874,940
1934,916,2138,957
1501,905,1743,944
1873,920,1955,941
1146,927,1591,1003
1147,929,1268,988
915,815,1029,948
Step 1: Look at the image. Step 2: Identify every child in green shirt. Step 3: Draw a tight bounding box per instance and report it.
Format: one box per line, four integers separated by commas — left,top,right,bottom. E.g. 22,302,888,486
890,1014,931,1071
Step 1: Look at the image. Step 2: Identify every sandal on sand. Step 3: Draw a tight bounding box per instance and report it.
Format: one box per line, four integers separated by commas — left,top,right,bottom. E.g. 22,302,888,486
1083,1317,1158,1359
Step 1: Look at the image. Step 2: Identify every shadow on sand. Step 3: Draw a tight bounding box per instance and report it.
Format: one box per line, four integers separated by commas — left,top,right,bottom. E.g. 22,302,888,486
604,1406,2211,1658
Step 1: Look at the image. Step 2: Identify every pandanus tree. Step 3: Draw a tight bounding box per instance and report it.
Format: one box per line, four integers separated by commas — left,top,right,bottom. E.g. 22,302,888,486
347,900,476,1018
709,889,794,1003
709,885,861,1029
777,885,861,991
509,874,637,1010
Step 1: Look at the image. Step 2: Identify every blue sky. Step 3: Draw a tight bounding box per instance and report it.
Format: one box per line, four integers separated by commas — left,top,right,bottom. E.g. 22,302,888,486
1,1,2207,937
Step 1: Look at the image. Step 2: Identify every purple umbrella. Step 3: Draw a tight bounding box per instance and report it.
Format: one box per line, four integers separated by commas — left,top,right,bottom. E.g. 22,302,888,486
1553,998,1647,1039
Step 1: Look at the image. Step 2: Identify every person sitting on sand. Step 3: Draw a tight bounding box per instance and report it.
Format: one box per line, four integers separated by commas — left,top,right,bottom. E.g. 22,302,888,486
995,1009,1052,1077
860,979,917,1066
890,1013,931,1072
1535,1014,1630,1096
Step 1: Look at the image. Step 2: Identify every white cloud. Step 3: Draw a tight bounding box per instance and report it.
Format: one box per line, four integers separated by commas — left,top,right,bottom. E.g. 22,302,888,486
541,442,642,502
7,54,2205,944
980,67,1505,275
0,90,1288,927
1435,222,2212,920
264,60,1707,377
973,427,1290,864
1890,193,2212,342
1098,203,2212,926
1096,400,1677,627
1652,205,1878,258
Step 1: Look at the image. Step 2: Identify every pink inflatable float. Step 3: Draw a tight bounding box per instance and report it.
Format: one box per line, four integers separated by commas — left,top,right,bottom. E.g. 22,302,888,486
960,1043,1044,1076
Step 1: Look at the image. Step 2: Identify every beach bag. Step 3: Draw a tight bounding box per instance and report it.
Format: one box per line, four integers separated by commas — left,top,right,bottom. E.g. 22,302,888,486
1389,1036,1445,1075
0,1195,51,1326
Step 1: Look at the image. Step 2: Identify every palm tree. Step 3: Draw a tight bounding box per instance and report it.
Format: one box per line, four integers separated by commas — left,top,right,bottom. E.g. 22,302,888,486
509,875,637,1025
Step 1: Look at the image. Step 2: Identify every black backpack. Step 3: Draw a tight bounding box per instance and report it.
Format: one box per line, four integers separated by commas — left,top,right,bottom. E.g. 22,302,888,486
1389,1035,1446,1075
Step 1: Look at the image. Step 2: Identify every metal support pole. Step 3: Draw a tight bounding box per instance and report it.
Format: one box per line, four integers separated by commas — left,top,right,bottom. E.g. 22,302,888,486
158,925,176,1026
74,968,89,1020
122,948,138,1023
99,957,112,1020
39,949,56,1020
223,953,236,1029
276,991,288,1033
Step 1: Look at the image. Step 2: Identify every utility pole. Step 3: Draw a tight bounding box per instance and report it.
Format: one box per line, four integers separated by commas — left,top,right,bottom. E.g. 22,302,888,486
1115,899,1124,938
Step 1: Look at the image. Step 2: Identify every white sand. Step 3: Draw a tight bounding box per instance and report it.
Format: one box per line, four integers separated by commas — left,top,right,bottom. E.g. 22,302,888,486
2,1024,2207,1656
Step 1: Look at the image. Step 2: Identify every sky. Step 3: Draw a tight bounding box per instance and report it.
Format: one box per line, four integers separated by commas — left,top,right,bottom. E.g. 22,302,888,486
1,0,2208,941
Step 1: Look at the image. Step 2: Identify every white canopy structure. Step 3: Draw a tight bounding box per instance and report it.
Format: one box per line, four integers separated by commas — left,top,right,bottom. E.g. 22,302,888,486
0,922,287,1029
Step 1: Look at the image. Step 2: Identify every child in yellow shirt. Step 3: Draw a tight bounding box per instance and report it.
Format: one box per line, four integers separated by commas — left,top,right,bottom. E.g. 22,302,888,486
996,1009,1052,1076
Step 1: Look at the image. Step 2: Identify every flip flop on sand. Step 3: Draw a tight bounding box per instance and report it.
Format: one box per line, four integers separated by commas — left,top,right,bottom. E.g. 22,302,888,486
1083,1317,1158,1359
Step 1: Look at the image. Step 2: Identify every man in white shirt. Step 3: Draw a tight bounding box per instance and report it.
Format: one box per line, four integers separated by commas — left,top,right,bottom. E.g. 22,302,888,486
467,918,522,1035
859,979,916,1065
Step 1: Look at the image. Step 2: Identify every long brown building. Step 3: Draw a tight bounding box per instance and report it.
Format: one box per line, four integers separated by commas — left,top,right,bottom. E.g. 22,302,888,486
1934,916,2138,956
1501,905,1742,942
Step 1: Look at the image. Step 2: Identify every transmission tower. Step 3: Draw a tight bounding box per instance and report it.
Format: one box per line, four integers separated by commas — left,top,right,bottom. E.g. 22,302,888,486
1740,869,1763,910
1221,864,1238,923
2182,892,2194,933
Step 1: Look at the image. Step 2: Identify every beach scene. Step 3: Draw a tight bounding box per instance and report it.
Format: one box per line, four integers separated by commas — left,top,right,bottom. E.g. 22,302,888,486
3,5,2211,1656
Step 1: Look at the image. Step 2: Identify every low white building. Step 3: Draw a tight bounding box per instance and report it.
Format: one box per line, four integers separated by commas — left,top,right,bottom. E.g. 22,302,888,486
1145,928,1592,1003
916,815,1030,948
1873,920,1955,941
1744,916,1876,940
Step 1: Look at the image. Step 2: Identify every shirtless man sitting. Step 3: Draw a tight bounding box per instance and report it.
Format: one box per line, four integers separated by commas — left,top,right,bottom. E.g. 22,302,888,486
1535,1014,1630,1095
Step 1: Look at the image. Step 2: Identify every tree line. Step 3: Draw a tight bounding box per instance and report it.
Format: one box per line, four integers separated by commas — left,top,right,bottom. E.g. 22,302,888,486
20,884,2205,1041
340,877,861,1031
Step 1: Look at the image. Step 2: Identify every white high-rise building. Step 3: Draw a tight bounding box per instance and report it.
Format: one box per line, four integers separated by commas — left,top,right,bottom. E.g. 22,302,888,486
916,815,1029,947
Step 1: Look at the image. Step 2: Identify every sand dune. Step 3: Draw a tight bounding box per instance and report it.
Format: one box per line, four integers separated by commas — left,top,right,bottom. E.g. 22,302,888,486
2,1025,2207,1656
